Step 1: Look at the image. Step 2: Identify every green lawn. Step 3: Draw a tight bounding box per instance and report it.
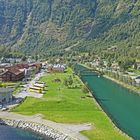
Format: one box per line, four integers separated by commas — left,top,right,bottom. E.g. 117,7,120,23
12,68,130,140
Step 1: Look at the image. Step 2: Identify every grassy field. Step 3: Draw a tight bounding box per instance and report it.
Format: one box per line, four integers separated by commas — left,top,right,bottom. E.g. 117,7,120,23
12,68,130,140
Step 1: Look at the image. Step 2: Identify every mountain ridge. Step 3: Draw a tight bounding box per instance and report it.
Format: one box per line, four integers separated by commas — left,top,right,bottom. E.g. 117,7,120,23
0,0,139,60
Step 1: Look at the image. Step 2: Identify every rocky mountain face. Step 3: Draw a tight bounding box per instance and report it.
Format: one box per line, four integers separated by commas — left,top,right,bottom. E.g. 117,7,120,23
0,0,139,56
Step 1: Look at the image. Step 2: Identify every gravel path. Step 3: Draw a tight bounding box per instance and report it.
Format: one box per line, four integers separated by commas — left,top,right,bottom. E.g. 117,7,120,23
0,112,93,140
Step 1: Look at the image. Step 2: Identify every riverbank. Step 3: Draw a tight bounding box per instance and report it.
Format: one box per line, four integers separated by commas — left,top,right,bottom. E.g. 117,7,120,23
104,75,140,95
77,64,140,139
0,112,92,140
81,90,132,140
77,72,131,140
0,118,66,140
81,63,140,95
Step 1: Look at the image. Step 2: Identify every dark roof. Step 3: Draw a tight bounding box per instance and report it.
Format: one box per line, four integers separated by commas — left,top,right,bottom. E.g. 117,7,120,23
30,63,42,67
9,68,23,75
2,68,23,76
7,64,29,70
136,76,140,79
16,64,29,69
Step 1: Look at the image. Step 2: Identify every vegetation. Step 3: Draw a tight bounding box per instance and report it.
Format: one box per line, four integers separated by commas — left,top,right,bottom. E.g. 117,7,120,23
12,68,129,140
0,0,139,62
0,81,6,87
64,76,73,87
82,85,89,94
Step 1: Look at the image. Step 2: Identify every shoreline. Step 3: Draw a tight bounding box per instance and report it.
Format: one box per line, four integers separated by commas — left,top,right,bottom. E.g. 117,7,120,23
0,122,51,140
0,118,73,140
78,77,132,140
80,63,140,95
76,64,132,139
103,75,140,95
0,112,91,140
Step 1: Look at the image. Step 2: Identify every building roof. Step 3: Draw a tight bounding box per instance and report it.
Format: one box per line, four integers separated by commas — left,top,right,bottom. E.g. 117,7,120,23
0,88,13,94
8,68,23,75
136,76,140,79
16,64,29,69
29,63,42,68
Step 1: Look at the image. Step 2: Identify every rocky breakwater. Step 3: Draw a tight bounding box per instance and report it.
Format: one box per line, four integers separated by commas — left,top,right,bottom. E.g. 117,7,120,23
0,119,74,140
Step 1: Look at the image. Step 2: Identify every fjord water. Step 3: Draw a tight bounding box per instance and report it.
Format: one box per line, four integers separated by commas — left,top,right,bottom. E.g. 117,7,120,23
76,65,140,139
0,125,48,140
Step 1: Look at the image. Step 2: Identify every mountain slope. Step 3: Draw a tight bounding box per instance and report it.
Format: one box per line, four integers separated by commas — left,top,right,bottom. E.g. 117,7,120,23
0,0,139,59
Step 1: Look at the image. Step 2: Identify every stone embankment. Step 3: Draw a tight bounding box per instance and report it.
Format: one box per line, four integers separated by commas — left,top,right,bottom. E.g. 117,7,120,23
0,119,74,140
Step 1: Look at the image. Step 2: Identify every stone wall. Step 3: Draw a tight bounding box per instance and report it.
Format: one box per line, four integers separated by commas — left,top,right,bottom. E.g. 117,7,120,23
0,119,74,140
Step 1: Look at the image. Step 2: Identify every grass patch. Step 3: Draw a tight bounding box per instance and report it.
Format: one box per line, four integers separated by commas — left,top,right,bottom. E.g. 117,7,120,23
12,68,130,140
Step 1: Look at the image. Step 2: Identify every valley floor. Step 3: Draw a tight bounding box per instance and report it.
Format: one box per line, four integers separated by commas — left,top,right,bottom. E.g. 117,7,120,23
11,68,130,140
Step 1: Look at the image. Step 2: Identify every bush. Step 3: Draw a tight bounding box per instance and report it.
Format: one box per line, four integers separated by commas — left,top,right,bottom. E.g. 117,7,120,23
64,76,73,87
82,85,89,93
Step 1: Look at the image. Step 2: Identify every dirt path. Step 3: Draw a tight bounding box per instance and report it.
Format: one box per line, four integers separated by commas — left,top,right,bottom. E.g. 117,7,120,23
0,112,92,140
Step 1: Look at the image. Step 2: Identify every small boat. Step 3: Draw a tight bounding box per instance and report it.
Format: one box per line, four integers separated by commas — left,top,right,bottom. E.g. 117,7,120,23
98,75,100,78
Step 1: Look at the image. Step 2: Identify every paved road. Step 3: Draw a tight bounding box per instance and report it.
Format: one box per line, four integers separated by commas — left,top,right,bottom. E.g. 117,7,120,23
0,112,92,140
15,72,45,99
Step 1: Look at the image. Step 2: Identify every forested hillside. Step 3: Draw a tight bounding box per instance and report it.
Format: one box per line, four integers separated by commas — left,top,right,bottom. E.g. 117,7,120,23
0,0,139,61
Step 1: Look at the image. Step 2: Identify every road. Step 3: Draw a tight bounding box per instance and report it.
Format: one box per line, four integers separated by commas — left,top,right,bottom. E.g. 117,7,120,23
15,71,45,99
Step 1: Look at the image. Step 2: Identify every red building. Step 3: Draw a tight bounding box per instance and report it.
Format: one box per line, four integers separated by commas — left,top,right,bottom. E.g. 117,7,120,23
0,63,42,82
0,68,25,82
30,63,42,73
15,64,29,69
48,65,65,73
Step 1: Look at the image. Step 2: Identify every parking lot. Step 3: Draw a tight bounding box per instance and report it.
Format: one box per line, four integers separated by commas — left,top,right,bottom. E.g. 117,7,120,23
15,71,45,99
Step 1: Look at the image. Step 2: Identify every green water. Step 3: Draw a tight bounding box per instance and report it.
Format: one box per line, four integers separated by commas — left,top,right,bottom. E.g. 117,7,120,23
76,65,140,140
